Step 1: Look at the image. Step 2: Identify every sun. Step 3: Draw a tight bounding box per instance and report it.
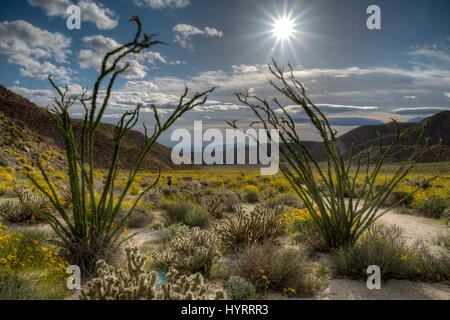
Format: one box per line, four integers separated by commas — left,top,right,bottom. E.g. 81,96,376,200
272,16,295,41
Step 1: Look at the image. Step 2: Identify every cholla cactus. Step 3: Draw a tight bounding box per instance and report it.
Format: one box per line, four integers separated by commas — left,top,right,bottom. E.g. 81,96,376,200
258,188,278,202
58,183,72,208
0,189,52,223
80,247,158,300
80,247,225,300
214,206,286,251
181,180,203,202
161,268,225,300
153,227,220,274
199,197,226,218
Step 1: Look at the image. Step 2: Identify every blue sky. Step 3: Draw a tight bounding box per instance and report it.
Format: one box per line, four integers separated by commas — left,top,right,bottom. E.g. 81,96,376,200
0,0,449,147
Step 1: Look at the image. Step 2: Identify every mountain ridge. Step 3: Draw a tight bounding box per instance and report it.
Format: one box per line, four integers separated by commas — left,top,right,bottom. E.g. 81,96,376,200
0,85,198,171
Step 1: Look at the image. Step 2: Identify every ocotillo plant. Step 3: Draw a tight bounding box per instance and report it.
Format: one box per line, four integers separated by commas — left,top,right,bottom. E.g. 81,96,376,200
231,59,427,250
25,16,215,274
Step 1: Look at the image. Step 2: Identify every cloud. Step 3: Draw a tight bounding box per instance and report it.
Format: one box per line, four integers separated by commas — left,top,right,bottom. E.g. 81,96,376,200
173,24,223,50
404,96,417,99
12,57,450,144
408,48,450,63
77,35,168,79
28,0,118,30
0,20,72,81
392,107,449,115
445,92,450,99
231,65,262,74
134,0,190,9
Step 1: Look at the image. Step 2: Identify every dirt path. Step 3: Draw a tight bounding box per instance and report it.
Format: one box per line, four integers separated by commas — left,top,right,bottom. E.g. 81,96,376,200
377,210,448,246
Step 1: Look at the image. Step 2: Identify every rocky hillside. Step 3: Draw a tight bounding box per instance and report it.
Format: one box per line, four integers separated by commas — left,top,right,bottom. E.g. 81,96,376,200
308,111,450,162
0,85,197,171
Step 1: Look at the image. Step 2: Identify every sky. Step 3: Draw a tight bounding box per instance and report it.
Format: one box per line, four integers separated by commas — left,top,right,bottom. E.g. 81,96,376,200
0,0,449,148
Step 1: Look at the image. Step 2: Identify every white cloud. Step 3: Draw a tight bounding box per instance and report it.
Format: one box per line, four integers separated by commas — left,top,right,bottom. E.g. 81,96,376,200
404,96,418,99
392,107,449,114
408,48,450,63
231,64,262,74
28,0,118,30
445,92,450,99
0,20,72,81
134,0,190,9
173,24,223,50
77,35,168,79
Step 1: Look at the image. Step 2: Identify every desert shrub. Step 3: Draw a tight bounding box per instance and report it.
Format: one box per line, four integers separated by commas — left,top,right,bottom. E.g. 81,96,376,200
215,189,240,212
214,206,286,251
412,195,448,219
263,193,304,209
405,177,432,190
0,272,37,300
184,206,212,229
209,261,230,280
125,210,154,228
0,156,8,167
333,225,450,282
392,190,414,207
160,198,212,228
258,188,278,202
226,275,255,300
153,227,220,275
283,207,325,249
0,189,52,224
160,199,194,225
80,247,224,300
235,242,329,297
432,233,450,251
0,222,68,299
160,223,190,244
142,189,162,207
243,185,259,203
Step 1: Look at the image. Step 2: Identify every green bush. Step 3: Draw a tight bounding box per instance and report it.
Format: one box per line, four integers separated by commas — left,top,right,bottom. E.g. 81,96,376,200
215,189,240,212
184,207,212,229
433,233,450,251
0,272,37,300
235,242,329,297
333,225,450,282
125,210,154,228
263,193,303,209
413,195,448,219
160,199,194,225
160,199,212,228
392,190,414,207
244,190,259,203
226,275,255,300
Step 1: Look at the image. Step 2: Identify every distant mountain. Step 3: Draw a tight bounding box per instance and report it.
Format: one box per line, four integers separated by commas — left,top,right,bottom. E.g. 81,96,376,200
308,111,450,163
0,85,199,171
200,112,450,165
